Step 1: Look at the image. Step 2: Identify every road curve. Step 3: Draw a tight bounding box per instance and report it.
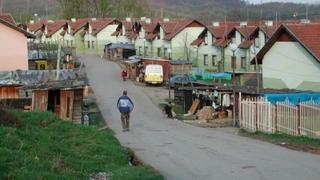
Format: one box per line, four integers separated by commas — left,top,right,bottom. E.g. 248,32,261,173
81,55,320,180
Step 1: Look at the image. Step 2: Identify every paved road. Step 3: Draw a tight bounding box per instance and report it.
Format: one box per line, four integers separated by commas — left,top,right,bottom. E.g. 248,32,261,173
81,55,320,180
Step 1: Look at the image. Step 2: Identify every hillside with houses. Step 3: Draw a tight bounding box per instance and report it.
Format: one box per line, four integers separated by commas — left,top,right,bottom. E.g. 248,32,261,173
1,1,320,179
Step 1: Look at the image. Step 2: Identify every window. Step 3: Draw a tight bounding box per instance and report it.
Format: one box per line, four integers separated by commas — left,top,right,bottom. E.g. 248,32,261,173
254,38,260,48
241,57,246,68
157,48,161,57
164,48,168,57
87,41,90,48
232,37,236,43
204,36,208,45
66,40,69,47
203,55,208,66
212,55,216,66
70,40,73,47
145,46,148,56
92,41,95,49
139,46,142,56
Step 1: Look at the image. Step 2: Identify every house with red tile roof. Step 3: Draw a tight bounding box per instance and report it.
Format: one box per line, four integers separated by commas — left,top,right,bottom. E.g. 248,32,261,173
252,23,320,91
191,25,232,72
134,17,161,57
217,25,259,72
40,20,68,43
26,19,48,40
65,18,90,53
83,18,121,54
0,16,35,71
111,18,135,44
148,18,205,60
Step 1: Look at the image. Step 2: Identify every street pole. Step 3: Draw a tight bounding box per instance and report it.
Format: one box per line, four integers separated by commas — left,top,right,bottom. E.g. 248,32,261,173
232,52,236,126
252,44,260,94
56,42,61,80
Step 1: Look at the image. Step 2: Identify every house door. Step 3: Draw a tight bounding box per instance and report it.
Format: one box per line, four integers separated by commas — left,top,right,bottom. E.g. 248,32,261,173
48,90,61,115
32,90,48,111
60,90,74,120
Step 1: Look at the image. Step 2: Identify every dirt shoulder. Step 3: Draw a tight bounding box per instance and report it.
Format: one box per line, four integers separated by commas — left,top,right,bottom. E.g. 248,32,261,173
239,129,320,155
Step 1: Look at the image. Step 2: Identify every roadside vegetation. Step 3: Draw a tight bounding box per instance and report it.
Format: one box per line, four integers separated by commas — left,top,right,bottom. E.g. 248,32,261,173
239,129,320,155
0,110,162,179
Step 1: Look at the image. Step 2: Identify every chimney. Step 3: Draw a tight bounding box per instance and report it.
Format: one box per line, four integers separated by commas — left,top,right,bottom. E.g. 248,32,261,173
71,18,76,22
300,19,310,24
164,18,170,22
145,18,151,24
30,20,35,24
240,21,248,27
212,22,220,27
91,18,97,21
48,20,54,23
264,20,273,27
126,17,131,22
140,17,146,21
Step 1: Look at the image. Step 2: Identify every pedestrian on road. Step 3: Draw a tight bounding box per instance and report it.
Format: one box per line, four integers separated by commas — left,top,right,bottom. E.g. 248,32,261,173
117,90,134,131
121,69,128,81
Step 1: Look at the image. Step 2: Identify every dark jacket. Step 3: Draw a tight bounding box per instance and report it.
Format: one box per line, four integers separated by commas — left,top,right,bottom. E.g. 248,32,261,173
117,95,134,113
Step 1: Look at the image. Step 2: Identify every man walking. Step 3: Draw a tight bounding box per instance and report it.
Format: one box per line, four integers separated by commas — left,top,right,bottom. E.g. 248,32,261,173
117,90,134,131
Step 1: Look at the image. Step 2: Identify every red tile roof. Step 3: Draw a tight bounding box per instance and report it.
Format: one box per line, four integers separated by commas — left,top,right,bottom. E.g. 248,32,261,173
254,23,320,64
0,13,16,25
238,40,253,49
191,38,205,46
208,26,231,38
69,18,89,34
146,33,157,41
286,23,320,62
0,18,35,38
160,19,205,40
259,26,277,38
27,19,47,32
46,20,67,37
213,38,231,48
90,18,119,35
235,26,258,39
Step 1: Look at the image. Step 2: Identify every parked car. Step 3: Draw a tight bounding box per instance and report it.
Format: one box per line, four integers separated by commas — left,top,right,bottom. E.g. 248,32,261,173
166,74,197,88
144,64,164,85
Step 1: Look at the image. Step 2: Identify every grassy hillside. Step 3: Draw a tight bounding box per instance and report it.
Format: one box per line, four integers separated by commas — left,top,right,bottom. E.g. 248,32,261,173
2,0,320,23
0,110,162,179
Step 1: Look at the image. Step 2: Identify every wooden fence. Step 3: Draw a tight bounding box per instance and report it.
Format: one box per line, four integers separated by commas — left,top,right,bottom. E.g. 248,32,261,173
239,97,320,139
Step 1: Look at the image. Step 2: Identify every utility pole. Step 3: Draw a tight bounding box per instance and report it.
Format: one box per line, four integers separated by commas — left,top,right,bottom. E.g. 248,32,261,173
0,0,3,14
306,5,309,20
56,43,61,80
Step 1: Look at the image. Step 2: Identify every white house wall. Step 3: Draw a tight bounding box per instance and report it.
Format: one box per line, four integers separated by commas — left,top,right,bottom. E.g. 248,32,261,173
171,27,205,60
262,42,320,91
96,24,119,54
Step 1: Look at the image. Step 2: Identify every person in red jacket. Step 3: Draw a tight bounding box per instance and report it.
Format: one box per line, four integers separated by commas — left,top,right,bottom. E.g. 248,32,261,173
121,69,128,81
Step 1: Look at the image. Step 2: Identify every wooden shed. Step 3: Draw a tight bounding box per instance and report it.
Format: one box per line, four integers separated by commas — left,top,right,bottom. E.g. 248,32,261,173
0,85,20,99
19,69,87,123
105,43,136,61
31,87,84,122
124,58,143,81
169,60,193,76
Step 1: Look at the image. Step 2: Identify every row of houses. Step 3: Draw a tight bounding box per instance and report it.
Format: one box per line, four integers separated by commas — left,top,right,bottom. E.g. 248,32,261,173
2,12,320,92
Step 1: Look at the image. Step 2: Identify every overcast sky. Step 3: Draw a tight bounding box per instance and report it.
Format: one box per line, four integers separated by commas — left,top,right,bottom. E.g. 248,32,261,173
248,0,320,4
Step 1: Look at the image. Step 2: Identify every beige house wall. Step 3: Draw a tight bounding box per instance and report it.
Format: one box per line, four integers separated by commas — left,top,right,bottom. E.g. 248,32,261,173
0,23,28,70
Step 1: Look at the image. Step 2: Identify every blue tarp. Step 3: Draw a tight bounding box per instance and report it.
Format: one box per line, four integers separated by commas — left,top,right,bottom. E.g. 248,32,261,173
192,72,232,80
263,93,320,105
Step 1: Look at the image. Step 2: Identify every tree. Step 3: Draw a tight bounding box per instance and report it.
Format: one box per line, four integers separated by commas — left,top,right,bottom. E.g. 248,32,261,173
58,0,150,19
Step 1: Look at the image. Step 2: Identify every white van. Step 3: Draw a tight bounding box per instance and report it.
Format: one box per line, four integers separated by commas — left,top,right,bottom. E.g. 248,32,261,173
144,64,164,85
